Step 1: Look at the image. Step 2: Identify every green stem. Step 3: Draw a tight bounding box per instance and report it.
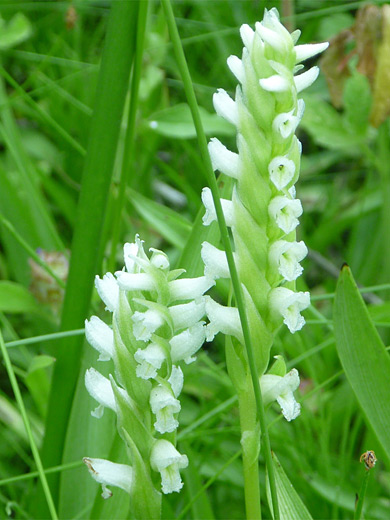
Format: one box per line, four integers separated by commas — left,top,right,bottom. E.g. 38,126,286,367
39,0,139,507
0,331,58,520
354,470,370,520
108,0,149,272
238,386,262,520
160,2,279,519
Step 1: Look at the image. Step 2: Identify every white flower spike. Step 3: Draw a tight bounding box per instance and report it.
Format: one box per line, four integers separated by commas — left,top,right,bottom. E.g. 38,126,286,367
208,138,241,179
269,240,308,281
150,440,189,494
170,322,206,364
149,385,181,434
268,156,296,190
95,273,119,313
134,343,166,380
213,88,239,126
201,187,234,227
132,309,164,342
268,196,303,234
85,316,114,362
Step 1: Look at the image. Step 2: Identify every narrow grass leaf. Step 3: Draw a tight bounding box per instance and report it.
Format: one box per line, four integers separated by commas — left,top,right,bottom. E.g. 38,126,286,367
334,265,390,459
266,453,313,520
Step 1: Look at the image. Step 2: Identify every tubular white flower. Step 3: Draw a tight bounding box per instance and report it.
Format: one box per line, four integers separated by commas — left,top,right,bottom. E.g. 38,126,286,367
134,343,166,380
273,99,305,138
269,287,310,333
168,276,215,302
83,457,133,499
294,66,319,93
170,322,206,364
150,440,189,494
149,248,170,270
201,187,234,227
205,297,243,343
85,316,114,362
268,156,296,190
208,138,241,179
132,309,164,342
168,299,205,331
268,196,303,234
227,55,245,84
168,365,184,398
294,42,329,63
150,385,181,434
213,88,238,126
260,368,301,421
269,240,308,281
85,368,117,418
115,271,155,292
201,241,231,279
240,23,255,51
259,74,290,93
95,273,119,313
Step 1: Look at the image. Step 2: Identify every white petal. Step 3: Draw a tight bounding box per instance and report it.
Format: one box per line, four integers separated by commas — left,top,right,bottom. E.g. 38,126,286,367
294,42,329,63
268,196,303,234
85,316,114,362
201,187,234,227
169,299,205,331
205,297,243,343
85,368,117,416
268,156,296,190
260,368,301,421
273,99,304,139
95,273,119,312
260,74,290,92
168,276,214,302
132,309,164,342
201,241,230,279
83,457,133,499
115,272,155,292
240,23,255,50
170,322,206,364
168,365,184,398
150,440,189,494
269,287,310,333
213,88,238,126
208,138,241,179
294,66,319,93
227,55,245,84
123,241,139,273
150,385,181,434
255,21,288,53
149,248,170,270
269,240,308,281
134,343,166,380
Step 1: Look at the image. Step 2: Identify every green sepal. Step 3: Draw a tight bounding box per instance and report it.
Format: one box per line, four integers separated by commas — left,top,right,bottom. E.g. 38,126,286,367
268,355,287,377
112,319,151,409
110,376,153,459
168,269,186,281
122,429,162,520
225,335,247,393
116,290,141,354
286,135,301,188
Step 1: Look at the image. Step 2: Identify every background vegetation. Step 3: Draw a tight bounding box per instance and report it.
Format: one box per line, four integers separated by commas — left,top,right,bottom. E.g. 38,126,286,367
0,0,389,518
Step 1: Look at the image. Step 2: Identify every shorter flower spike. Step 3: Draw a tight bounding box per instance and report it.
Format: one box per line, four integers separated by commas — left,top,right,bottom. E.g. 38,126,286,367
83,457,133,499
115,272,155,292
260,368,301,421
132,309,165,342
150,440,189,494
269,287,310,333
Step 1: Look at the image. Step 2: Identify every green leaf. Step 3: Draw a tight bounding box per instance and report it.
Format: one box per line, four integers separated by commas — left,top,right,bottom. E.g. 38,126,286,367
343,73,371,135
334,265,390,460
0,281,38,313
147,103,235,139
128,188,192,249
0,13,32,50
266,453,313,520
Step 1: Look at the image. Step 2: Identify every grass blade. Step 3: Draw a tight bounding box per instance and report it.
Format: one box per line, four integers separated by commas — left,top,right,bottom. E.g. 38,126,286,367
334,265,390,460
